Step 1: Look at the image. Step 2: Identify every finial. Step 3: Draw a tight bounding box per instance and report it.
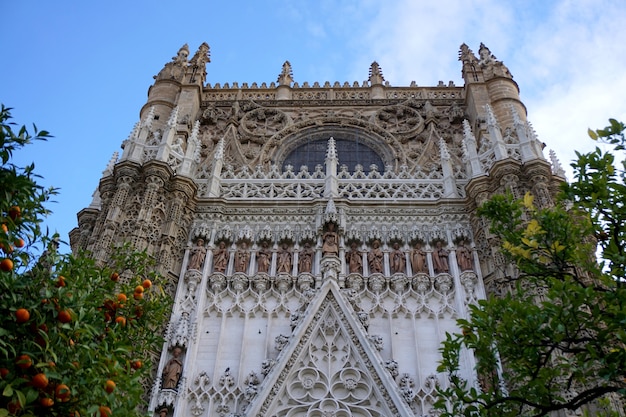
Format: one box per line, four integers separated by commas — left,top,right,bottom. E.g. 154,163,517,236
167,106,179,127
459,43,477,63
190,121,201,163
277,61,293,86
549,150,566,178
214,138,225,160
462,120,477,144
127,122,140,142
190,42,210,66
102,151,119,176
368,61,385,85
174,44,190,64
143,106,156,129
485,104,498,127
326,137,337,160
439,138,451,160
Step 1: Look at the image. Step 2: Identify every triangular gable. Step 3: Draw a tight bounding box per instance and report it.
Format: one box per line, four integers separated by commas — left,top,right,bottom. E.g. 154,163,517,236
246,279,414,416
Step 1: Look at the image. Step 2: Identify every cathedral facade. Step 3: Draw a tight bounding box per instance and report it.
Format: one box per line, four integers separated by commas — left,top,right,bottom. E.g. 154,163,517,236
70,43,565,417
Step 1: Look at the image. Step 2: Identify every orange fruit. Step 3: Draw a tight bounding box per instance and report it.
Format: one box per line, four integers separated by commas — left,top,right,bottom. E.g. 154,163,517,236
142,279,152,289
0,368,9,378
55,384,71,402
98,406,112,417
16,354,32,369
15,308,30,323
115,316,126,326
39,397,54,407
133,292,144,300
110,272,119,281
1,223,7,233
104,379,116,393
13,238,25,248
131,360,142,370
58,309,72,324
117,293,127,303
0,258,13,272
8,206,21,220
134,285,144,294
56,276,67,287
32,373,49,389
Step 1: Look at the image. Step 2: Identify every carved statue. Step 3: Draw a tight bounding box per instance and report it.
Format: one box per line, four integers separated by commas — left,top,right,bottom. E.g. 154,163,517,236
368,240,384,274
433,241,450,274
156,44,189,81
411,242,427,274
322,223,338,257
188,238,206,271
257,241,271,273
162,347,183,390
213,241,229,273
345,242,363,274
390,242,406,274
234,242,250,273
298,242,313,273
277,242,292,274
456,240,474,272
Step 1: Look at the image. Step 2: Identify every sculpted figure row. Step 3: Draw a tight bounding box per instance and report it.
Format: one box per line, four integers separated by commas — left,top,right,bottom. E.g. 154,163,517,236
187,235,474,276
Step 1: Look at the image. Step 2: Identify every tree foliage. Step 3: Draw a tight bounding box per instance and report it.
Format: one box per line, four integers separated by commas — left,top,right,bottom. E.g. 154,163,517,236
0,105,172,416
435,120,626,417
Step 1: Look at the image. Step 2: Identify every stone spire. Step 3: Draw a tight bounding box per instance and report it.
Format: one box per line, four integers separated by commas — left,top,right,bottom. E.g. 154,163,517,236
462,120,484,178
324,137,338,198
103,151,119,177
277,61,293,86
549,150,566,178
485,104,508,161
368,62,385,85
188,43,210,85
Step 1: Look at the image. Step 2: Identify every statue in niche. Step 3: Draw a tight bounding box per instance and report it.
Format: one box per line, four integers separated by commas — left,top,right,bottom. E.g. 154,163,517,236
433,241,450,274
188,238,206,271
298,242,314,273
411,242,427,274
277,242,292,274
390,242,406,274
322,223,338,257
345,242,363,274
234,242,250,273
162,347,183,390
456,240,474,272
368,240,384,274
257,241,271,273
212,241,229,273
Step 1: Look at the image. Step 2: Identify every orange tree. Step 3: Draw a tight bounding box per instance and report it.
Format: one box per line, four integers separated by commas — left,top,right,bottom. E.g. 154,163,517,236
0,105,171,416
435,120,626,416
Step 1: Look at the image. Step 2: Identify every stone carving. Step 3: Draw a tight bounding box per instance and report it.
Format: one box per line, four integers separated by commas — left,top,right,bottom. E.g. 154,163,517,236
456,240,473,271
390,242,406,274
162,347,183,390
276,242,292,274
277,61,293,86
368,334,384,351
345,242,363,274
213,241,229,273
322,223,338,256
243,372,260,401
410,242,427,274
275,334,289,352
298,242,313,273
256,241,271,273
399,373,415,403
234,242,250,273
261,359,276,376
433,241,449,274
384,359,399,378
188,238,206,271
357,311,369,331
156,44,189,81
367,240,384,274
219,368,235,389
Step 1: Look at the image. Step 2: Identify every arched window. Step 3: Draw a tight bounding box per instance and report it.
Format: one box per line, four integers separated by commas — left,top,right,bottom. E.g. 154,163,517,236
283,138,383,173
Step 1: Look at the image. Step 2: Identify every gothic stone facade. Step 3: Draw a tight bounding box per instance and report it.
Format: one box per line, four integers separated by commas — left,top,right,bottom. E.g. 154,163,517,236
70,42,566,417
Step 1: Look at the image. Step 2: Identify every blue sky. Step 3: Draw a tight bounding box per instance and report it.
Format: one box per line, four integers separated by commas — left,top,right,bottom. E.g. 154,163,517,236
2,1,625,252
